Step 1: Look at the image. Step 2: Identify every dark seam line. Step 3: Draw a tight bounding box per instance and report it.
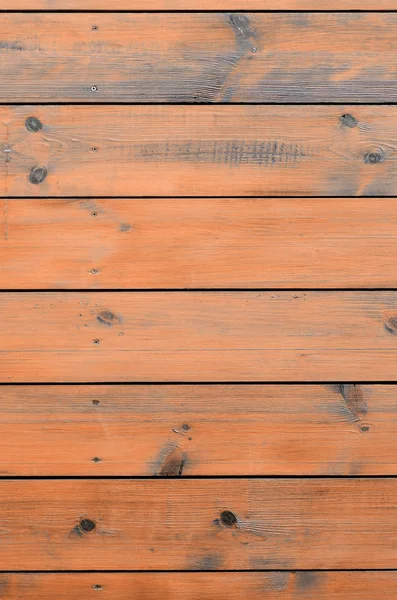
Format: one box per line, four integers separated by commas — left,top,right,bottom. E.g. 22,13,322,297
2,288,397,292
2,102,397,105
0,381,396,385
3,568,397,573
2,475,397,479
3,196,397,199
1,9,397,13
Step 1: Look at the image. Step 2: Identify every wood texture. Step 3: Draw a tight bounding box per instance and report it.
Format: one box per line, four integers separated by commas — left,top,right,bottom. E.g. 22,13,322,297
1,383,394,476
1,13,397,103
3,198,397,289
1,0,395,8
3,572,397,600
2,292,397,382
0,478,397,569
2,105,397,197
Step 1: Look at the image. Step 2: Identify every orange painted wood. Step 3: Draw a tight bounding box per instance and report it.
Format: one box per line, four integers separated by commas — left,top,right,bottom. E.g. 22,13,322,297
2,292,397,382
3,571,397,600
1,13,396,103
3,198,397,289
0,383,390,476
1,105,396,197
0,478,396,569
0,0,394,8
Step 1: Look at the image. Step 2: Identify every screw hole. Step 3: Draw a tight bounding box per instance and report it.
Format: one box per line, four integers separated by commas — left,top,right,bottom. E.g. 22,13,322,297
91,86,98,92
220,510,238,528
92,457,101,463
93,339,100,345
251,46,257,53
92,584,102,590
182,424,190,431
91,212,98,217
92,400,100,405
91,147,99,153
91,268,98,275
92,25,98,31
79,518,96,533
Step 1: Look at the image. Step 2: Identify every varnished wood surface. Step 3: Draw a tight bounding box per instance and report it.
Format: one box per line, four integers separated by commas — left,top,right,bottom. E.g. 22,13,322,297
3,572,397,600
2,105,397,197
0,478,396,569
1,0,395,8
3,198,397,289
2,292,397,382
1,13,397,103
0,383,393,476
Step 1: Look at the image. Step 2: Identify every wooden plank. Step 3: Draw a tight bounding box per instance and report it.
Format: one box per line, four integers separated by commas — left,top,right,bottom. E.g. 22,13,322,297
1,13,397,103
0,478,397,569
2,292,397,382
2,105,397,197
4,572,397,600
3,198,397,289
1,383,395,476
0,0,395,8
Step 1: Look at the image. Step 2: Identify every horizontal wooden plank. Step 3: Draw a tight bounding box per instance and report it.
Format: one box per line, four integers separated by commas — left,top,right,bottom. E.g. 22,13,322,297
0,1,395,8
2,105,397,197
0,478,397,569
1,13,397,103
4,572,397,600
0,384,395,476
3,198,397,289
2,292,397,382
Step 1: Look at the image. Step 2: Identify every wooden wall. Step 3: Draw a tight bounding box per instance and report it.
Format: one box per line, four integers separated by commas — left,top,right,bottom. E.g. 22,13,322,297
1,2,396,599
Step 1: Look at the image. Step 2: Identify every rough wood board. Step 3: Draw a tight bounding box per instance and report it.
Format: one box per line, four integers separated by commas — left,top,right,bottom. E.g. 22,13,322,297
3,572,397,600
2,292,397,382
1,105,396,197
1,13,397,103
0,383,391,476
2,198,397,289
0,479,397,569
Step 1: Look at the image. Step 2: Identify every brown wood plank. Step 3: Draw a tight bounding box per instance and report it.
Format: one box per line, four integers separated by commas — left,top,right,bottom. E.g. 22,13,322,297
2,292,397,382
4,572,397,600
0,384,394,476
1,0,395,8
2,105,397,197
2,198,397,289
1,13,396,103
0,478,396,569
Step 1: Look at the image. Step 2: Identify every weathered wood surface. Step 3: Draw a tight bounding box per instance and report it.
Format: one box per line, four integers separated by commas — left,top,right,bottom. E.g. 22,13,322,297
1,13,397,103
4,572,397,600
1,383,393,476
0,0,394,8
0,479,397,569
2,105,397,197
2,292,397,382
4,198,397,289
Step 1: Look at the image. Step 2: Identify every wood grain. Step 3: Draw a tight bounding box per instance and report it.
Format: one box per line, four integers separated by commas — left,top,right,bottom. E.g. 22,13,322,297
1,383,393,476
0,478,397,569
2,105,397,197
3,198,397,289
0,0,395,8
2,292,397,382
3,572,397,600
1,13,397,103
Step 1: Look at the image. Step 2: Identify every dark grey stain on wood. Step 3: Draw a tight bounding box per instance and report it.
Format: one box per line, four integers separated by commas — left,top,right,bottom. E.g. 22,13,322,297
338,384,367,421
29,166,47,184
137,140,309,167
